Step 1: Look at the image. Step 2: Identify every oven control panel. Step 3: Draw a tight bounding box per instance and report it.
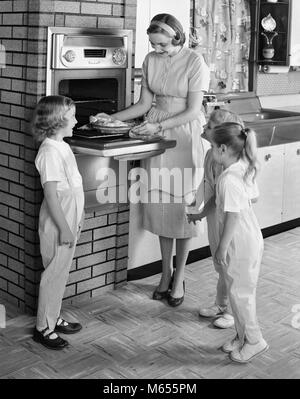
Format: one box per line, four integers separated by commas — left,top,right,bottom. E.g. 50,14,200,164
52,34,128,69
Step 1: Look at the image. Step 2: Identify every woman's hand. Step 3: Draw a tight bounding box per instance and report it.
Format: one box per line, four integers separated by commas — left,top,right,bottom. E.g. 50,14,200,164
132,121,160,136
59,227,75,248
186,213,202,224
214,246,228,267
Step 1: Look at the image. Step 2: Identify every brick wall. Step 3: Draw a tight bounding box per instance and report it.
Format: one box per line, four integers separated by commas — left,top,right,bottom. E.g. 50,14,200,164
0,0,137,313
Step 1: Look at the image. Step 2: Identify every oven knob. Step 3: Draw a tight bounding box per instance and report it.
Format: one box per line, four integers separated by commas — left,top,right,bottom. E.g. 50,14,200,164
112,48,126,65
63,50,76,63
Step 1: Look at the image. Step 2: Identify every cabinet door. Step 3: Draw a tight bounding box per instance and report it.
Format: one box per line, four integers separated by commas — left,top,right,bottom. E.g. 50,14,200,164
290,0,300,66
135,0,191,68
252,145,284,228
282,142,300,222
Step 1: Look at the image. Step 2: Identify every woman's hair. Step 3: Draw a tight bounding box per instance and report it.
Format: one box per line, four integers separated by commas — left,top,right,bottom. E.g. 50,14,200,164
31,95,75,142
209,108,244,127
147,13,186,46
212,122,259,181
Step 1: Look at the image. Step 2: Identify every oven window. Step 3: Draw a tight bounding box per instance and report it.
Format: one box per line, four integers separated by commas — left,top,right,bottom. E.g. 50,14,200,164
59,78,118,126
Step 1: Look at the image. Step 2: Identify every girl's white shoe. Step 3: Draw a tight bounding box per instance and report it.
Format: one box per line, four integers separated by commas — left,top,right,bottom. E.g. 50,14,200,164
213,313,235,329
230,339,269,363
199,304,227,318
222,336,241,353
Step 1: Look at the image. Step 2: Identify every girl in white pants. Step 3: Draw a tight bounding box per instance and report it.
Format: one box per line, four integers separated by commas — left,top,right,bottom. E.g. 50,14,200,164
211,122,268,363
31,96,85,350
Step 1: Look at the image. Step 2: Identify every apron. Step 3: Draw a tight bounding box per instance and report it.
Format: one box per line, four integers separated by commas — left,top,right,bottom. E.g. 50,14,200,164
36,146,84,332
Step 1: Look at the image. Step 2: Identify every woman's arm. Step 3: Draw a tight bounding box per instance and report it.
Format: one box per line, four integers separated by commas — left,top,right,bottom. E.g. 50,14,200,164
186,195,216,224
111,85,154,121
43,182,75,247
215,211,239,266
135,90,205,135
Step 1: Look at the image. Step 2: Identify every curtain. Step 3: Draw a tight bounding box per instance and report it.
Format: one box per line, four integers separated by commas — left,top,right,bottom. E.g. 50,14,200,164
190,0,251,93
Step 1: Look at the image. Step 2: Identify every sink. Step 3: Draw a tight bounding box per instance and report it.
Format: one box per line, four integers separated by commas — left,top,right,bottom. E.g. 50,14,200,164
241,108,300,123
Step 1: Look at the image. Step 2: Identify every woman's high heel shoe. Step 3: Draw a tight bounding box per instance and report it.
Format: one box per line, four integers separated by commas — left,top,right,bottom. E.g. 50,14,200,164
167,281,185,307
152,272,175,301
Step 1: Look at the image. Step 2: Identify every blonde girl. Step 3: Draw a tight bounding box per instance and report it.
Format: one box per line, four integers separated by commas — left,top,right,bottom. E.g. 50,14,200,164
31,95,84,350
210,122,268,363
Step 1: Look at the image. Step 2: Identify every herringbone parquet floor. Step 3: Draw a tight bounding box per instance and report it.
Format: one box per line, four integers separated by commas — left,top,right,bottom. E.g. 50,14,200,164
1,228,300,379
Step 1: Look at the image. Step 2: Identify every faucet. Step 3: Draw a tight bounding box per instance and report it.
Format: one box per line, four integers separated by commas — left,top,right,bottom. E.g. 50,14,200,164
202,94,228,114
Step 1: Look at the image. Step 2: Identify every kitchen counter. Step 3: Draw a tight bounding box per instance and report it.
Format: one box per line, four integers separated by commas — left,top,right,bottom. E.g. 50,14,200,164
66,136,177,159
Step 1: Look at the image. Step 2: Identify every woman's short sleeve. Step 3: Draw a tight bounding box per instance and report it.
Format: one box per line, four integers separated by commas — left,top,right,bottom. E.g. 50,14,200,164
35,148,65,187
188,53,210,92
141,54,150,88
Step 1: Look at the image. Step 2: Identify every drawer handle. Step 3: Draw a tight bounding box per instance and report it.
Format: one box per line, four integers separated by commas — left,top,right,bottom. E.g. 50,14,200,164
297,149,300,156
265,154,272,161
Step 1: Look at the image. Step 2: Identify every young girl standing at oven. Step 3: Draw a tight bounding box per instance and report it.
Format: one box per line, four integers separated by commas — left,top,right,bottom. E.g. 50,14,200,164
209,122,268,362
31,95,84,350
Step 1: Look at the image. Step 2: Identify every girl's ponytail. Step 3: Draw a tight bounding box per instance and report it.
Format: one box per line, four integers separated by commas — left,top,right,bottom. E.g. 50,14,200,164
243,127,259,182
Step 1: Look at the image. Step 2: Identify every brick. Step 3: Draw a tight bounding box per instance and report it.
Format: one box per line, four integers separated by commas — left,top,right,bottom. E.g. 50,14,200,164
13,0,28,12
91,284,113,298
0,265,19,284
117,234,128,247
0,277,7,290
98,17,124,29
0,253,8,267
0,78,11,90
117,210,129,223
0,154,8,167
28,13,55,26
108,213,117,224
19,275,25,288
55,15,65,25
0,191,20,209
74,242,92,258
117,246,128,259
0,141,20,157
9,233,24,250
93,224,116,240
1,90,22,105
27,27,47,41
106,271,115,285
0,27,12,38
81,3,112,15
26,54,46,68
1,40,23,53
92,260,115,277
9,157,25,172
77,230,92,244
0,166,20,183
117,223,129,235
115,269,127,283
93,236,116,252
11,106,26,119
77,274,105,294
76,251,106,269
0,116,20,131
124,18,136,30
83,215,107,230
0,129,9,141
0,229,8,242
116,257,127,271
25,280,38,296
66,291,91,304
8,258,24,274
3,14,24,25
65,15,97,28
0,204,8,218
0,291,19,307
10,182,24,198
107,248,116,260
0,1,13,12
68,268,91,285
0,216,19,234
12,53,27,66
113,4,124,16
63,284,76,299
54,1,80,13
8,282,24,300
12,26,28,39
0,103,11,116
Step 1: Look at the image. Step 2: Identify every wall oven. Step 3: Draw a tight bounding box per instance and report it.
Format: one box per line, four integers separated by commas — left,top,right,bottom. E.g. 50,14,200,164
46,27,133,126
46,27,133,210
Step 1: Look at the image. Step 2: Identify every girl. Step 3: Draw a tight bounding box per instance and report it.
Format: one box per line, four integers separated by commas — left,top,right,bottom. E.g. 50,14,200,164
211,122,268,363
31,96,85,350
188,109,251,329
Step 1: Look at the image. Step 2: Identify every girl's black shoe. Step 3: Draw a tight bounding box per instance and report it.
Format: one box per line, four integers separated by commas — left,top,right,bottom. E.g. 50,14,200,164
33,327,69,350
167,281,185,307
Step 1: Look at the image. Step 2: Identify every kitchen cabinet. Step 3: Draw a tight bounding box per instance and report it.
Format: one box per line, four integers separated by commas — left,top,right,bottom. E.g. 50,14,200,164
257,0,291,67
282,142,300,221
290,0,300,66
134,0,190,68
253,144,285,228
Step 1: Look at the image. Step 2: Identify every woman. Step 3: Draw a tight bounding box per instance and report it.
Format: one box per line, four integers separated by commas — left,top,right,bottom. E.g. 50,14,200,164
111,13,210,306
